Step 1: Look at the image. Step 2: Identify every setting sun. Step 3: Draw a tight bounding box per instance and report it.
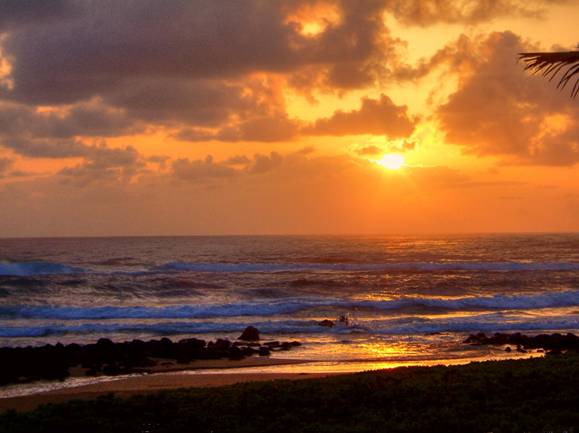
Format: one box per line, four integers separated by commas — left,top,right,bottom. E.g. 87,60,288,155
377,154,405,170
1,2,579,430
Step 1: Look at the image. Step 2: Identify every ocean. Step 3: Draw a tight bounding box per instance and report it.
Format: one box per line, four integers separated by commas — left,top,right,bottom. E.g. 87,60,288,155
1,234,578,372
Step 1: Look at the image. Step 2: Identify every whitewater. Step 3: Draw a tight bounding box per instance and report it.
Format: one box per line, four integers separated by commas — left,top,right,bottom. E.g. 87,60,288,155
1,234,578,363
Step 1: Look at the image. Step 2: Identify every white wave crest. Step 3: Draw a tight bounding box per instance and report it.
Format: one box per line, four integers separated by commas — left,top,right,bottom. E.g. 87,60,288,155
3,290,579,320
0,261,83,276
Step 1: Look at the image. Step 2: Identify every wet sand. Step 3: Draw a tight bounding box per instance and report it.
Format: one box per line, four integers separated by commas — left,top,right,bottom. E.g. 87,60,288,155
0,372,339,412
0,357,339,412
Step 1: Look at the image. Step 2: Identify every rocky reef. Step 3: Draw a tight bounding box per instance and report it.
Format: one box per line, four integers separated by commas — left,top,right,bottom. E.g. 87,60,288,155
464,332,579,355
0,327,301,386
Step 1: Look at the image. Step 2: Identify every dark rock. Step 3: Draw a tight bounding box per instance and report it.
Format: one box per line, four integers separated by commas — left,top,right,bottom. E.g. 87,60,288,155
228,346,244,360
205,339,232,359
0,335,303,386
318,319,335,328
264,341,280,348
178,338,206,349
242,347,257,356
102,363,121,375
463,332,579,353
239,326,260,341
96,338,115,347
211,339,232,350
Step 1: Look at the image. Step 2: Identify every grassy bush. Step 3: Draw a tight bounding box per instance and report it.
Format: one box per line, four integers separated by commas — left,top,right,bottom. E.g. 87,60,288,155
2,355,579,433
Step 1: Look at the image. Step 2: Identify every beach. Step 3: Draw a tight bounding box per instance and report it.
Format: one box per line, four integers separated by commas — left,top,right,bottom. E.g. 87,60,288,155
0,370,339,413
2,354,578,432
1,235,578,430
0,340,547,413
1,0,577,429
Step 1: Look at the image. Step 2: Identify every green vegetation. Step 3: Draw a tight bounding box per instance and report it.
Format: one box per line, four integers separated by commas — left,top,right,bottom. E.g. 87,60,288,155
2,355,579,433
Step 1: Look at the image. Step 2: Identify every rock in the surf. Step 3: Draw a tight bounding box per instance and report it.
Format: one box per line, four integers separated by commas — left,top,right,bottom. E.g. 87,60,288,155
318,319,335,328
239,326,260,341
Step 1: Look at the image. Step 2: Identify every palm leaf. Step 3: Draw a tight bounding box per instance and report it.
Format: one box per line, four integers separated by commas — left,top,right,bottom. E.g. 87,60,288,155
518,51,579,98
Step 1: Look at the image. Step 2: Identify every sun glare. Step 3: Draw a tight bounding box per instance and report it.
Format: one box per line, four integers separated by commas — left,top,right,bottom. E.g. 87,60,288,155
377,154,405,170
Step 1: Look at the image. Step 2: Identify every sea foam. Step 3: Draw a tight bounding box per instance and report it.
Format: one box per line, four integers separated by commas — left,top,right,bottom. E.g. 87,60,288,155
3,290,579,320
155,261,579,273
0,261,83,276
2,313,579,338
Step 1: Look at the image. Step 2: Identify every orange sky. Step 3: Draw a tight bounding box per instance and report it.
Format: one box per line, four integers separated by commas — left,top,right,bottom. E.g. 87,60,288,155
0,0,577,236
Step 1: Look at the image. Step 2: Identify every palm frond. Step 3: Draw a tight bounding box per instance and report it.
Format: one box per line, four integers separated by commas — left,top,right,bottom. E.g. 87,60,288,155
518,51,579,98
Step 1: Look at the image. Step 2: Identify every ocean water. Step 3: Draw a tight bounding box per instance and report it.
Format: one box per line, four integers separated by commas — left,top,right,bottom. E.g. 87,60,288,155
1,234,578,368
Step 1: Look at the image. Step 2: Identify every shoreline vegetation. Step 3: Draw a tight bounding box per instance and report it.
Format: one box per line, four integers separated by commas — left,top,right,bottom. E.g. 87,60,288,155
1,354,578,432
2,332,579,431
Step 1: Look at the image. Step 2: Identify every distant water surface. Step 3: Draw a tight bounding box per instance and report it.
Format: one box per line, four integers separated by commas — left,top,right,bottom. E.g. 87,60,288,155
1,234,578,366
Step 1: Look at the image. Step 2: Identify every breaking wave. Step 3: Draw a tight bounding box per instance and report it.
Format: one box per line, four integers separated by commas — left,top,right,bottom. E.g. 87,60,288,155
0,261,83,276
155,261,579,273
2,259,578,277
2,314,579,338
3,290,579,320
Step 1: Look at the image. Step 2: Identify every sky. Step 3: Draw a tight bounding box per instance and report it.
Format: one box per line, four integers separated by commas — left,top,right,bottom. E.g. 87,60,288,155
0,0,577,237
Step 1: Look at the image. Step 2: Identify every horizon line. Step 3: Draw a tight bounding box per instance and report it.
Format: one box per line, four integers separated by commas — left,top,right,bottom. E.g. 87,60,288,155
1,231,578,240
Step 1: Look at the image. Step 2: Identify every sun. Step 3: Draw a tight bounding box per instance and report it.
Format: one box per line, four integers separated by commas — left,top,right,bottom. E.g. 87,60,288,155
377,154,405,170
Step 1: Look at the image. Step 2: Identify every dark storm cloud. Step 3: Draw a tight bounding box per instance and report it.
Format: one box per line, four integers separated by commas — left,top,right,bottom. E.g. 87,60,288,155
224,155,252,166
177,113,301,143
171,151,290,181
0,101,136,157
171,156,238,181
1,0,558,104
102,79,267,126
2,137,89,158
383,0,572,26
436,32,579,165
0,0,406,154
0,0,396,105
176,93,415,143
0,101,133,138
247,152,284,174
305,94,415,137
0,0,570,160
0,0,72,30
58,144,146,185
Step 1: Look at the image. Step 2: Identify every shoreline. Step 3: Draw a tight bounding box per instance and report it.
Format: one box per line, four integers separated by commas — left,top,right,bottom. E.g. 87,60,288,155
0,356,312,398
3,329,571,414
2,354,579,432
0,371,340,413
0,351,538,413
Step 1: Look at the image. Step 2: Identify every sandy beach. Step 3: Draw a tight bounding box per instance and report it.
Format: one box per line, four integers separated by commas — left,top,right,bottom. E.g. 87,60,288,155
0,356,339,412
3,355,579,433
0,371,339,412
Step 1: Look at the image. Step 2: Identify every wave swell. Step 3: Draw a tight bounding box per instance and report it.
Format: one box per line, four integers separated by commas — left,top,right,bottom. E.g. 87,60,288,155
2,314,579,338
2,260,578,277
3,290,579,320
156,261,579,273
0,261,83,276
